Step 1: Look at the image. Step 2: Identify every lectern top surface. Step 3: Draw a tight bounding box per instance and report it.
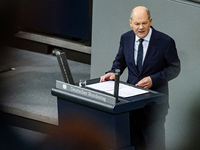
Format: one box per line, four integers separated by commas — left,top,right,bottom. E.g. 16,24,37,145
52,79,166,114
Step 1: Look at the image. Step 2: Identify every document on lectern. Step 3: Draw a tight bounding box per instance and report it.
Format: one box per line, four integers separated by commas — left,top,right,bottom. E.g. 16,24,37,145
86,81,149,97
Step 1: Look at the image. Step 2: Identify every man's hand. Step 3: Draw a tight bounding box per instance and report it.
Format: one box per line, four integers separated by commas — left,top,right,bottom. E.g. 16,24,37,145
135,76,152,89
100,73,115,82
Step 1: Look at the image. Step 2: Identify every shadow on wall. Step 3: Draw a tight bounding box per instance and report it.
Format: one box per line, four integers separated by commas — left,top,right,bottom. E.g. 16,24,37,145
171,92,200,150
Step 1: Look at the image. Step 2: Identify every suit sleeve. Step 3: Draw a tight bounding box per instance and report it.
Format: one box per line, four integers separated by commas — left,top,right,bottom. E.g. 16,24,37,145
150,38,181,87
107,35,127,74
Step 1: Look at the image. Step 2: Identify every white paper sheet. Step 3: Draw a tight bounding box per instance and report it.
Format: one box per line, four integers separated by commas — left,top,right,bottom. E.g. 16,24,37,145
86,81,149,97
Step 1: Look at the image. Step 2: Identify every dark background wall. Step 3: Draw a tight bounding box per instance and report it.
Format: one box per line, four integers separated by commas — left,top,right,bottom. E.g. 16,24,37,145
18,0,92,44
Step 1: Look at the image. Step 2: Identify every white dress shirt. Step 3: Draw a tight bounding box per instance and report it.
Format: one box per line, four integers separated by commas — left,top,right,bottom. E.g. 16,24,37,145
134,28,152,65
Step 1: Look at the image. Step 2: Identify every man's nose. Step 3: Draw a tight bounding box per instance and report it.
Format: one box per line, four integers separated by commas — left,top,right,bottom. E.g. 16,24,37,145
139,24,143,29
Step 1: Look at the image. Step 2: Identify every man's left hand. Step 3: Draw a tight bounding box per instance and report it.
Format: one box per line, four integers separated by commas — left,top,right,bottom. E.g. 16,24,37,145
135,76,152,89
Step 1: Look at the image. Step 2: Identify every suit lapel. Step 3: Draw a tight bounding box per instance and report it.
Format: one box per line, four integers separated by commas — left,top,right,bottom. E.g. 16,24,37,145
142,28,159,71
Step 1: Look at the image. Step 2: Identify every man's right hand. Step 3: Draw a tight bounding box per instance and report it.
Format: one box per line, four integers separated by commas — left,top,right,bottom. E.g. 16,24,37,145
100,73,115,82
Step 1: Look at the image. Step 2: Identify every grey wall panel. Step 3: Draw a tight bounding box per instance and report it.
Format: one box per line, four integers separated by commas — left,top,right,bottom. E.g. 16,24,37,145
91,0,200,149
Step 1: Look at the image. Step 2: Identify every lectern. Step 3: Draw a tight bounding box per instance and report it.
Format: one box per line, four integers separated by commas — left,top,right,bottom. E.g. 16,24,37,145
51,78,166,150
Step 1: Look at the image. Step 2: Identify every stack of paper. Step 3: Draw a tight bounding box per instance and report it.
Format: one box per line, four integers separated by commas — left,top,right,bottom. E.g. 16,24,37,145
86,81,149,97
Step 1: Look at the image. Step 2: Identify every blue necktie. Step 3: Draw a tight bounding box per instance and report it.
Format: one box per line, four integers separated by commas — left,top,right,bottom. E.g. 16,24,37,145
137,39,144,74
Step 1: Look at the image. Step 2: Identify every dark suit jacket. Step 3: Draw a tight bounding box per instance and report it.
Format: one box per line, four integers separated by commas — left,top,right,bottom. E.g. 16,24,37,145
109,27,180,118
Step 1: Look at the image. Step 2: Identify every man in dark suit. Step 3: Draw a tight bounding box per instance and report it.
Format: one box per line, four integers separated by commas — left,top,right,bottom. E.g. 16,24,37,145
100,6,180,150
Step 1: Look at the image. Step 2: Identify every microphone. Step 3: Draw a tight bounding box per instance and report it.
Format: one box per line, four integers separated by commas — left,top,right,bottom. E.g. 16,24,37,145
114,69,120,103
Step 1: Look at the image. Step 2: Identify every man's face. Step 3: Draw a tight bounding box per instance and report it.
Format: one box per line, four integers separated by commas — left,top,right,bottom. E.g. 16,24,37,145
129,11,152,39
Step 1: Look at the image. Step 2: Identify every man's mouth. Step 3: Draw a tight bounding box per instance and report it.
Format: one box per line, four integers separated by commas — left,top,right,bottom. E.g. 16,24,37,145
138,30,145,33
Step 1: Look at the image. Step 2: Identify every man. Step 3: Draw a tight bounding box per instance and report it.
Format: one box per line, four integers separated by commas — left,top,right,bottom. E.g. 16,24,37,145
100,6,180,150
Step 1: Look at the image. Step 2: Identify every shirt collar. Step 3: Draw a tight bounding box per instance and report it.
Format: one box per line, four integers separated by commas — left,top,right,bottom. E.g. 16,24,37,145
135,28,152,42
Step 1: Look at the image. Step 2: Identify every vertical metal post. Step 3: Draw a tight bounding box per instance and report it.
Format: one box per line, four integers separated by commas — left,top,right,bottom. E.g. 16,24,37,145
53,49,75,85
114,69,120,103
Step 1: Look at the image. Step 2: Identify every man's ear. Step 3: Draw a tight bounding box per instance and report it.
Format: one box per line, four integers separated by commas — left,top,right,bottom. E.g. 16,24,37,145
129,19,133,28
